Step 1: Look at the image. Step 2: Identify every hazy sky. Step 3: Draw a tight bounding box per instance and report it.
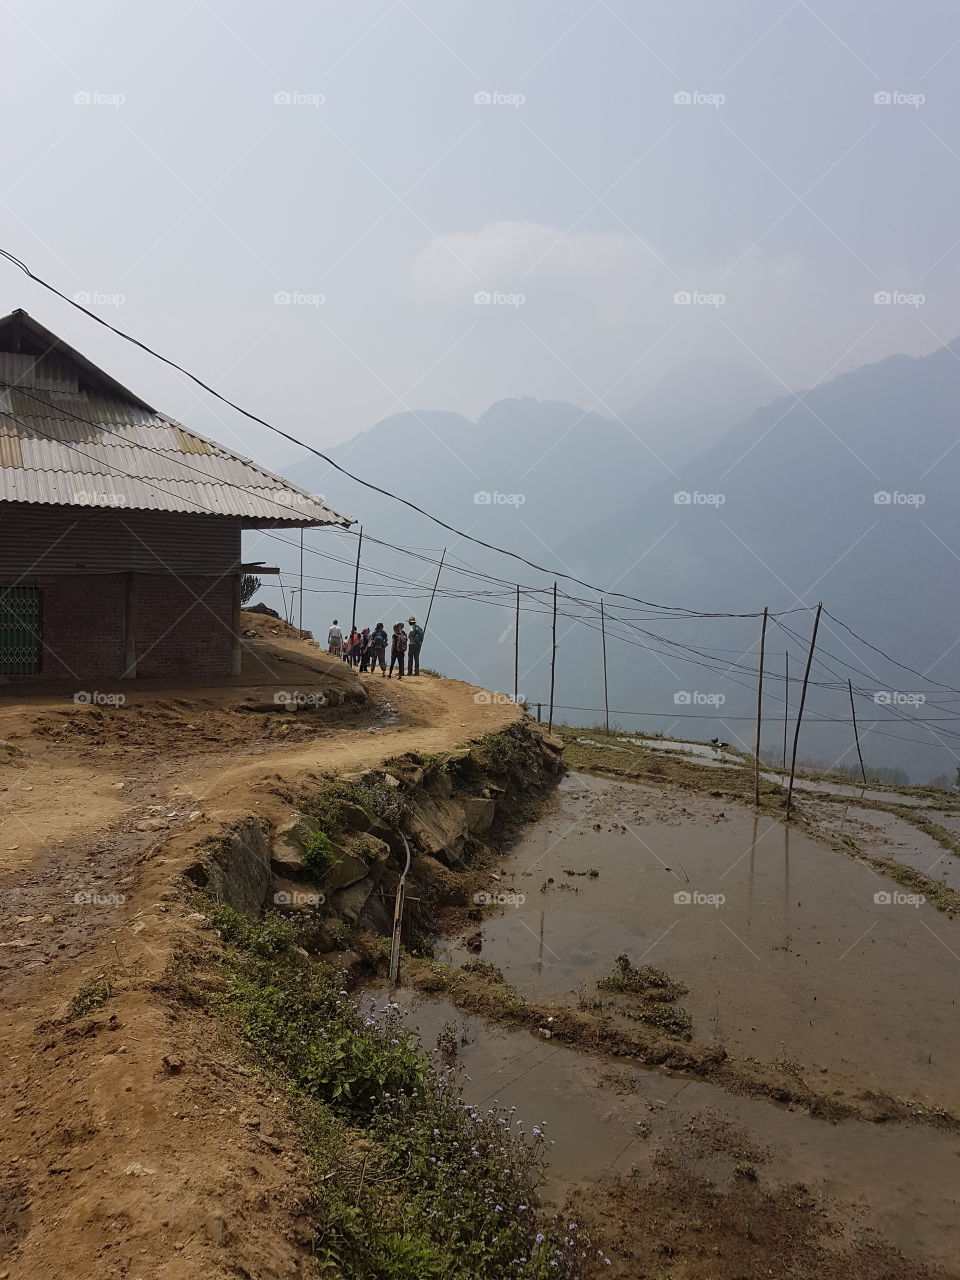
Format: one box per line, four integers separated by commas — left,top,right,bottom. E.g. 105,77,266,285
2,0,959,467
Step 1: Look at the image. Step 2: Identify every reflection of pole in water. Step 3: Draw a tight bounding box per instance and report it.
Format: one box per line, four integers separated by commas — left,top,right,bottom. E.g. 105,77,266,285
747,813,759,927
783,822,791,933
538,910,545,976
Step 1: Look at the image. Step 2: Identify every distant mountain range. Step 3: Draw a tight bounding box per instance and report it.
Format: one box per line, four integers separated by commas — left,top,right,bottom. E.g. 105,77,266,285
271,344,960,781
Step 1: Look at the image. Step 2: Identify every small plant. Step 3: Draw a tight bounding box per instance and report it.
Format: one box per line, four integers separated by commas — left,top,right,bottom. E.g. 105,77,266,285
596,955,693,1038
70,974,111,1017
302,830,337,878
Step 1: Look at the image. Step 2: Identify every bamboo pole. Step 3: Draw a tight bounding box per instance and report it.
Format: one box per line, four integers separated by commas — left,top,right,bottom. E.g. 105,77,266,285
600,597,610,734
848,677,868,786
786,603,822,820
514,585,520,705
754,606,768,808
548,582,557,731
350,525,363,637
782,650,789,770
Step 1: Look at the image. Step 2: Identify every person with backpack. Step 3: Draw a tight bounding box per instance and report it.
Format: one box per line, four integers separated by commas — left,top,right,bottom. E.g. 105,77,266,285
349,629,362,666
406,616,424,675
368,622,388,675
388,622,407,679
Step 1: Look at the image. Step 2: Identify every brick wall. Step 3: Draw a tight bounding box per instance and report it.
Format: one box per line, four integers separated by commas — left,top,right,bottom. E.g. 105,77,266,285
38,573,235,680
41,574,125,679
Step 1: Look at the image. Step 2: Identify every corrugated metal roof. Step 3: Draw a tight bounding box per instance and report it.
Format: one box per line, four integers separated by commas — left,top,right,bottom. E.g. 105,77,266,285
0,310,352,528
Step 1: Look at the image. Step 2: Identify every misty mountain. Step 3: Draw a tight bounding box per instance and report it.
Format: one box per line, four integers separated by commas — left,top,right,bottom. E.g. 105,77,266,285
272,340,960,781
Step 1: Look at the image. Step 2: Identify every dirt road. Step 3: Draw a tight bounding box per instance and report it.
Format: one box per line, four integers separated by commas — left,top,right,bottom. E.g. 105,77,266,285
0,618,522,1280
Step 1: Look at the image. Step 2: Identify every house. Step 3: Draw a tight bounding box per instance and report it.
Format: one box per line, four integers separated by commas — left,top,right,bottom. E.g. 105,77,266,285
0,309,351,681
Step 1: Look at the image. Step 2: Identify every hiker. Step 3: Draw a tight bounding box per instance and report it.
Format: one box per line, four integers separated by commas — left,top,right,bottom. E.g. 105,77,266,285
327,619,343,657
349,629,362,666
407,615,424,675
368,622,388,674
358,627,372,672
388,622,407,679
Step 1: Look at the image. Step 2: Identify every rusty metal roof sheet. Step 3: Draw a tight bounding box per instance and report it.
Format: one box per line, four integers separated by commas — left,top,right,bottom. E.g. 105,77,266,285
0,311,352,528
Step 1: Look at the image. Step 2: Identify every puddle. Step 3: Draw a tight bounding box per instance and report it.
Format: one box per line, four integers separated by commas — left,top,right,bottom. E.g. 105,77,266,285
394,991,960,1271
760,770,935,807
813,801,960,891
442,773,960,1109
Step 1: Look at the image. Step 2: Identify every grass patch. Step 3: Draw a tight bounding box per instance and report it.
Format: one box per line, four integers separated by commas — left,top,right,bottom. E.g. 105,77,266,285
302,830,338,877
70,974,112,1018
592,954,693,1039
209,905,579,1278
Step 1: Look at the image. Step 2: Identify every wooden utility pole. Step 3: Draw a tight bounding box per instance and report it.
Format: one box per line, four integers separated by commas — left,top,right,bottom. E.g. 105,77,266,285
350,526,363,636
782,650,789,770
786,603,822,820
754,606,768,808
848,678,868,786
548,582,558,731
600,597,610,734
514,585,520,705
424,548,446,637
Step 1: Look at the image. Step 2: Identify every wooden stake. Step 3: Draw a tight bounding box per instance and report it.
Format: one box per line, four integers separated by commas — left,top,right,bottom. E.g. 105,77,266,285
600,597,610,735
350,525,363,637
298,529,304,633
782,650,789,770
514,585,520,705
424,548,446,638
754,606,768,808
548,582,557,732
848,677,868,786
786,603,822,820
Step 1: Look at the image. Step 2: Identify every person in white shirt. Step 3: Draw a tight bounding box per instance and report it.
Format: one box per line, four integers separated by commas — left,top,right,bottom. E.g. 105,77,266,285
327,619,343,657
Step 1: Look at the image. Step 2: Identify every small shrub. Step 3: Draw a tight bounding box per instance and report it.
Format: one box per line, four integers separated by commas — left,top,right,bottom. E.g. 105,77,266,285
302,830,337,878
70,974,111,1018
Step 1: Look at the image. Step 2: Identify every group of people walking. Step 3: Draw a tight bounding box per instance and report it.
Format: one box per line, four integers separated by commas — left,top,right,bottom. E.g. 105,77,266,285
326,616,424,679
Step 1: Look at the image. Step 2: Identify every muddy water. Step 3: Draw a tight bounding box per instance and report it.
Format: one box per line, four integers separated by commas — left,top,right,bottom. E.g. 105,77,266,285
395,994,960,1270
812,801,960,891
760,770,935,807
443,773,960,1108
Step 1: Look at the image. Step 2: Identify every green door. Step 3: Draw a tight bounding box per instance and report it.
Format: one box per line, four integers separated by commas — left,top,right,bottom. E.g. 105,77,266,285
0,583,40,675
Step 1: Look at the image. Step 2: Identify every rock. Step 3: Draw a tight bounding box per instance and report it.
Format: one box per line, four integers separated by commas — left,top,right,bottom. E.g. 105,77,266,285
134,818,170,833
461,795,496,834
206,1213,227,1246
162,1055,185,1076
465,931,483,952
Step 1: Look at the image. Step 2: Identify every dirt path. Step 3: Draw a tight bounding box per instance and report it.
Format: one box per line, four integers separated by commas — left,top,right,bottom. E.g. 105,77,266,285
0,621,522,1280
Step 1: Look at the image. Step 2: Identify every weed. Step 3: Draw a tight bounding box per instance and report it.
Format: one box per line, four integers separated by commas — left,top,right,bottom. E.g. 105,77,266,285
70,974,111,1018
302,830,337,878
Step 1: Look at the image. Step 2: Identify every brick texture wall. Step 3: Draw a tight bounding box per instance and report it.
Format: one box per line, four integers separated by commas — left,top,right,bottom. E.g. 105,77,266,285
39,573,235,680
